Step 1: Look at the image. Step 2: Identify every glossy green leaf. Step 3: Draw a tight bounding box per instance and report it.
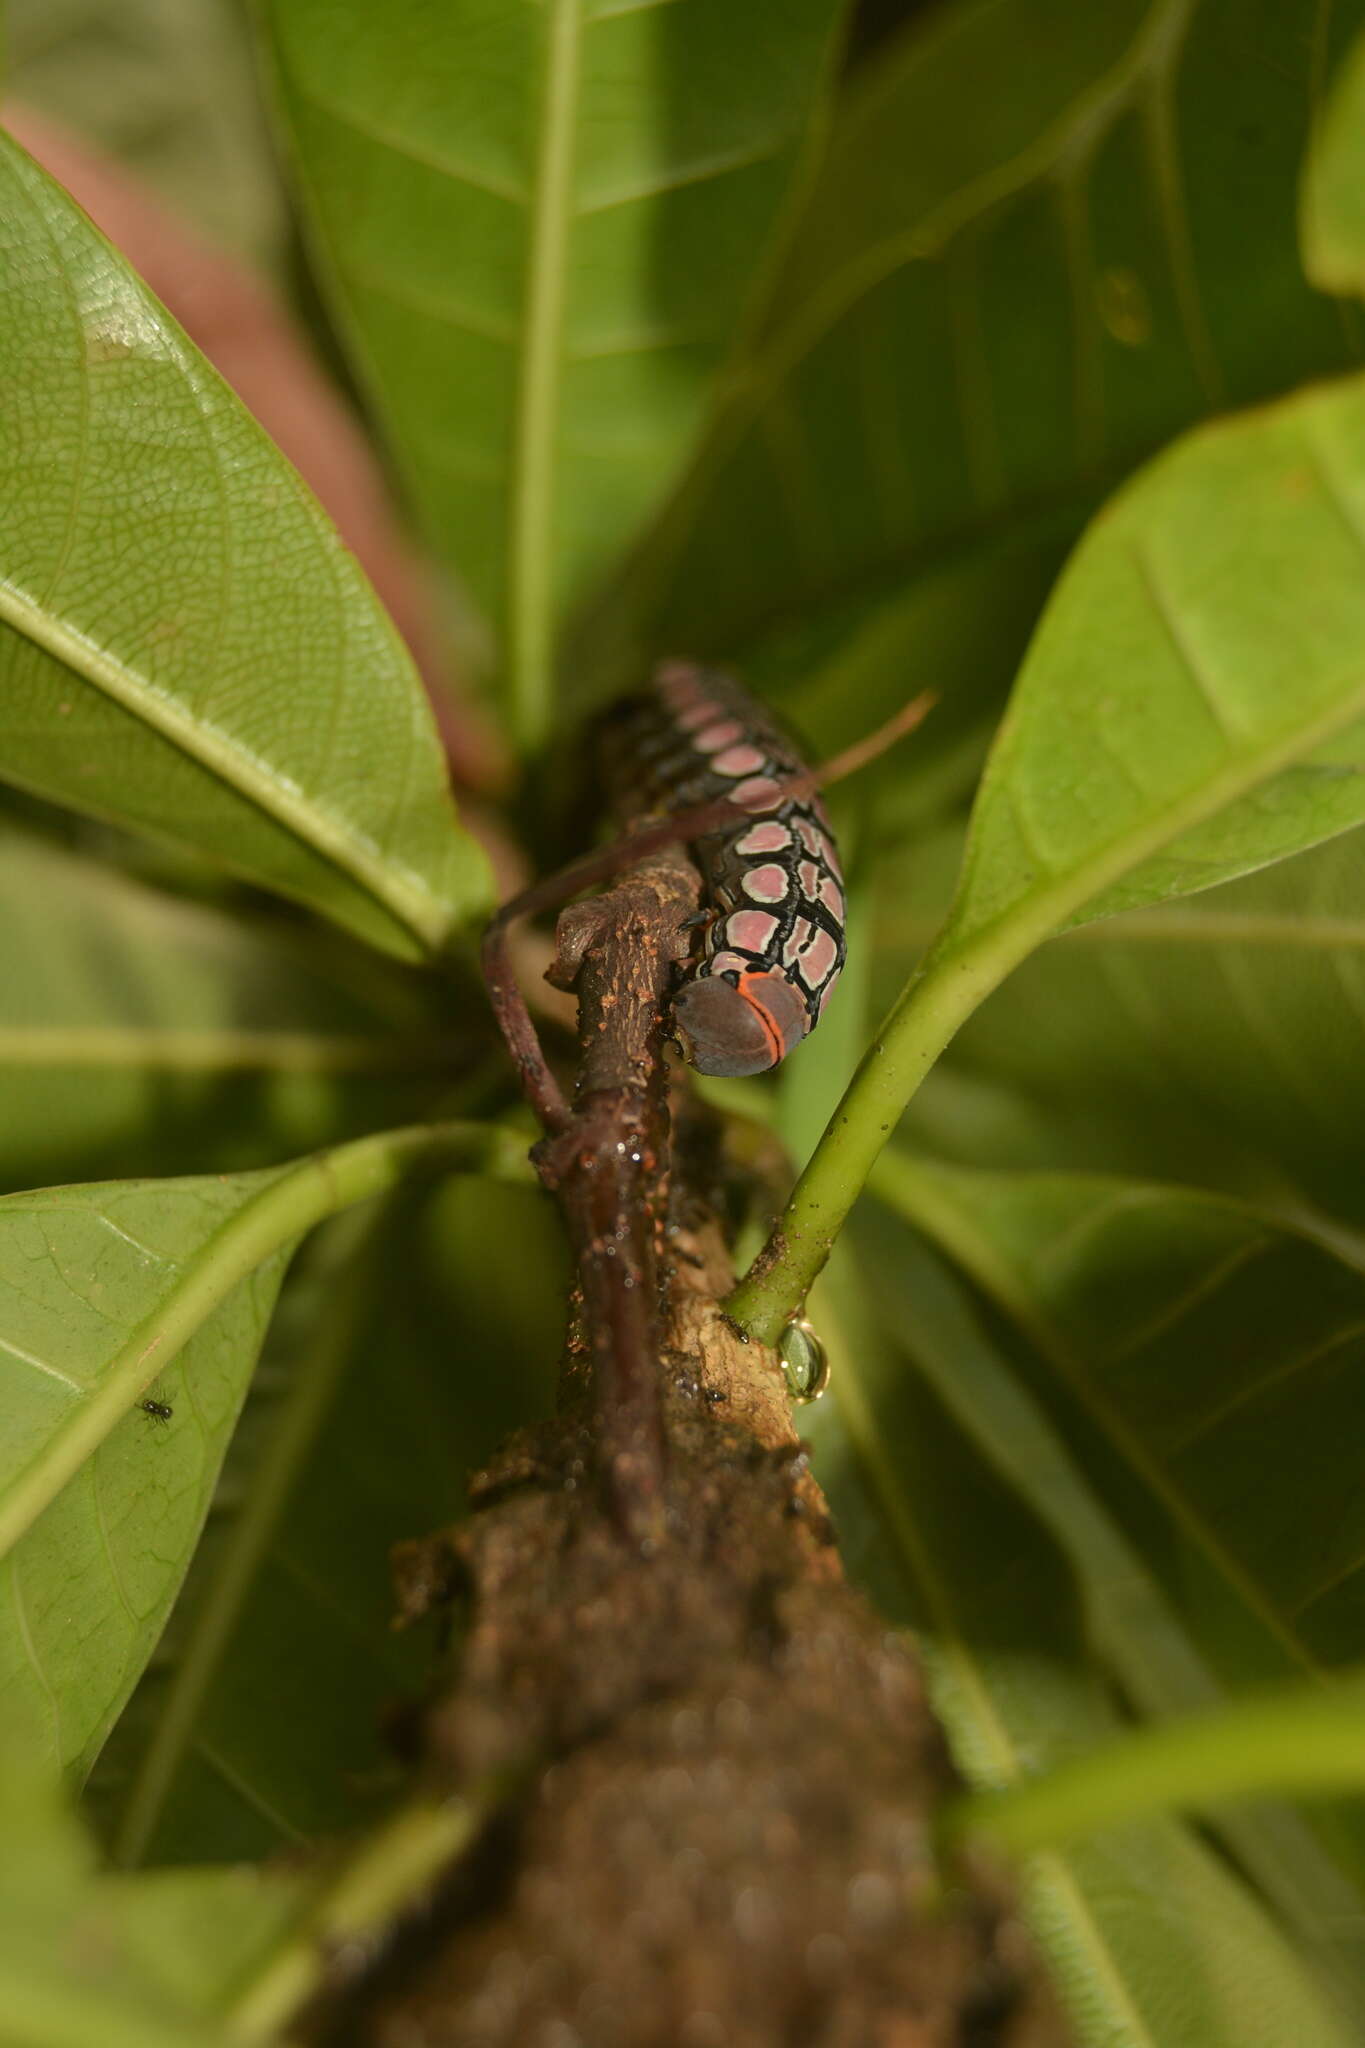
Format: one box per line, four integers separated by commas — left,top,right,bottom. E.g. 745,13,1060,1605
578,0,1363,701
727,370,1365,1340
0,826,457,1193
934,375,1365,966
0,1174,293,1787
843,1208,1365,2005
258,0,845,740
0,132,489,956
896,826,1365,1236
802,1246,1354,2047
1302,23,1365,297
744,514,1072,837
0,1122,525,1787
871,1157,1365,1868
89,1177,564,1865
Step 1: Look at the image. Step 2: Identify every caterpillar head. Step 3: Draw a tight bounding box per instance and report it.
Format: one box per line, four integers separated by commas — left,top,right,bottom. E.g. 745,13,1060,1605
671,968,810,1077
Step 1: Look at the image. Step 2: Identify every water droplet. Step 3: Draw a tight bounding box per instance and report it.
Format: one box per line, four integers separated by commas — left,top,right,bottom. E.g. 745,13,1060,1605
778,1317,829,1403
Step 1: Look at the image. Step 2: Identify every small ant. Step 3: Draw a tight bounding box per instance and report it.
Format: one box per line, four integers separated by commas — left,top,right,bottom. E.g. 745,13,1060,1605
139,1399,174,1425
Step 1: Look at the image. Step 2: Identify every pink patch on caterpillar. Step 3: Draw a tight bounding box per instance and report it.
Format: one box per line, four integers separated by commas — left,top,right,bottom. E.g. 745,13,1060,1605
796,818,839,869
695,719,744,753
819,876,845,921
798,859,821,898
737,821,792,856
706,949,749,979
742,863,789,905
794,927,839,990
675,697,722,732
713,744,768,779
732,775,782,810
725,909,781,953
783,918,814,965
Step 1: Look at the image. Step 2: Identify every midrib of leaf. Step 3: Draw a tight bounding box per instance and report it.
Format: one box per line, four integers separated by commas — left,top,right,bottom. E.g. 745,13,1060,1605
507,0,582,747
0,575,449,953
0,1028,453,1074
0,1123,527,1563
111,1208,381,1868
817,1262,1157,2047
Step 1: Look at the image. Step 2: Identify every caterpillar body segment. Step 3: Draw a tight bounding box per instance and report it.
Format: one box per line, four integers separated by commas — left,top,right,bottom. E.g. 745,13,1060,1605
602,663,847,1077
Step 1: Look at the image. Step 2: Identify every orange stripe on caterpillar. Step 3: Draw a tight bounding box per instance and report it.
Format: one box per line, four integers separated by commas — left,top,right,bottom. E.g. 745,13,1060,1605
671,968,810,1078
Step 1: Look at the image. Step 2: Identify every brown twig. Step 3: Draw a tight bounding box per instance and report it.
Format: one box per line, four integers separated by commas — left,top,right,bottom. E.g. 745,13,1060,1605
475,688,938,1536
528,838,702,1540
324,691,1030,2043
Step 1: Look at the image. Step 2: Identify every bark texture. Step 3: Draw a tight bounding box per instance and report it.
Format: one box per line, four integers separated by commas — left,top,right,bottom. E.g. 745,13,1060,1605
315,841,1055,2047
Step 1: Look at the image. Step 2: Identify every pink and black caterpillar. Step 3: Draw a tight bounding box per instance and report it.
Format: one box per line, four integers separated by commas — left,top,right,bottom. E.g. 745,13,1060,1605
601,661,847,1079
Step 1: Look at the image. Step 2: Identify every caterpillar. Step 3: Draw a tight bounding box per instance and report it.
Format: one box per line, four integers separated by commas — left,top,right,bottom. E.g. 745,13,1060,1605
601,661,847,1079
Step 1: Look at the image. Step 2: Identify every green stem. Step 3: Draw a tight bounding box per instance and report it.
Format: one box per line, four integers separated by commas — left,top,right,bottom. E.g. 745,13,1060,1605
951,1668,1365,1859
0,1121,532,1562
224,1789,493,2041
725,923,1021,1343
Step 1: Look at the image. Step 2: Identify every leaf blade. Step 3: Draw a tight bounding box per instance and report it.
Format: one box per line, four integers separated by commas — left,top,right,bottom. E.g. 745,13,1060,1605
258,0,846,737
804,1244,1355,2046
0,132,488,956
89,1176,563,1864
0,826,454,1192
0,1123,525,1781
728,371,1365,1339
1301,24,1365,297
574,0,1364,700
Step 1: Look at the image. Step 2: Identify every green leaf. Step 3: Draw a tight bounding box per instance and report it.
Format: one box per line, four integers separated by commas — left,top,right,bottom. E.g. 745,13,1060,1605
935,375,1365,963
1302,24,1365,297
257,0,846,741
728,370,1365,1338
959,1663,1365,1859
0,1122,527,1786
0,826,457,1193
802,1246,1354,2047
745,514,1073,832
577,0,1363,699
899,826,1365,1236
0,1717,304,2043
88,1177,564,1865
846,1202,1365,2006
871,1157,1365,1871
0,132,489,958
0,1173,293,1786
